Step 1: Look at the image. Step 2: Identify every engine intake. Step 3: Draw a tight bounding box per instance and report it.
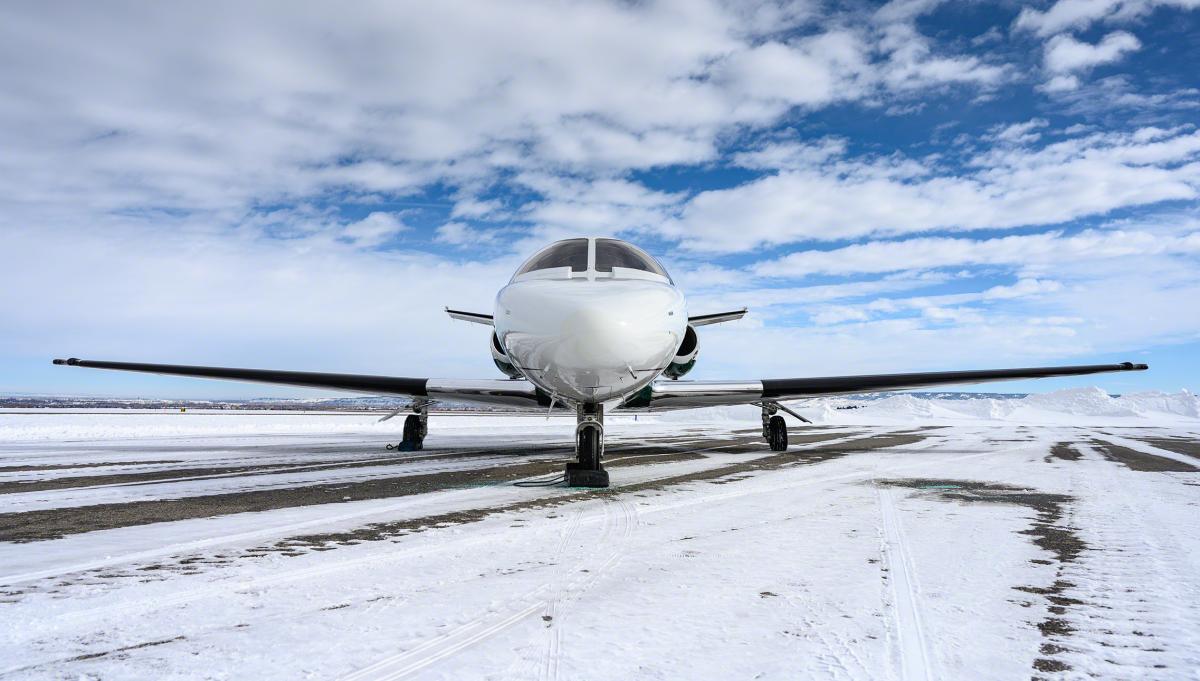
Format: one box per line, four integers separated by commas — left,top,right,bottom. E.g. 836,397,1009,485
491,332,523,379
663,325,698,379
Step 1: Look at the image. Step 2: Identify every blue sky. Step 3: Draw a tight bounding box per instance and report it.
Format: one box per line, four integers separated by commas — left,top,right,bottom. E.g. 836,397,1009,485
1,0,1198,399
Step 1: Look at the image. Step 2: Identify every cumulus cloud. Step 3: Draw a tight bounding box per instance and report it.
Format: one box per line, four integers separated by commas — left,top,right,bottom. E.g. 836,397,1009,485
340,212,408,248
434,222,499,247
988,118,1050,144
1015,0,1200,37
731,137,849,170
0,0,1029,234
1041,74,1083,92
1044,31,1141,74
658,127,1200,252
2,0,1198,394
0,222,520,396
753,229,1200,277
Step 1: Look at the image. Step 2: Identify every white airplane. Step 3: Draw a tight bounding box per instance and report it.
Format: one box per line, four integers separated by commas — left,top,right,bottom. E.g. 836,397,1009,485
55,236,1148,487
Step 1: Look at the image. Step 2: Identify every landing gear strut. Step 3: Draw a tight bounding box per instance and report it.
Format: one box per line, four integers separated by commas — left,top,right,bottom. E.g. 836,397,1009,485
565,403,609,487
762,404,788,451
387,406,427,451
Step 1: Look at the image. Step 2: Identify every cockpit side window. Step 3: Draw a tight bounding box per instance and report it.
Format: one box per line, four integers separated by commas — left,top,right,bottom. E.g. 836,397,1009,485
515,238,590,275
594,238,669,278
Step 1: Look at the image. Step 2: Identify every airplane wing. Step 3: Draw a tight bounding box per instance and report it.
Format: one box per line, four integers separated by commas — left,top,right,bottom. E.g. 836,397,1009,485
52,358,544,410
54,357,1148,412
639,362,1149,410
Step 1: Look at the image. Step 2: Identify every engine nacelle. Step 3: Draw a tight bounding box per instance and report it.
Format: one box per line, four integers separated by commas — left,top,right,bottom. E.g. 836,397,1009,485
663,325,698,379
491,331,523,379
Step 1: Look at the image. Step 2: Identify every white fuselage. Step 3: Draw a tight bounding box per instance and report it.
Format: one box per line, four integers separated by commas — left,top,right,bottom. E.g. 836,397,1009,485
493,240,687,405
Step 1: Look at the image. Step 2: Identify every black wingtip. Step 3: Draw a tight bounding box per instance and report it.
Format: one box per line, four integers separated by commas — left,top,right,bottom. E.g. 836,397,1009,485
52,358,80,366
1120,362,1149,371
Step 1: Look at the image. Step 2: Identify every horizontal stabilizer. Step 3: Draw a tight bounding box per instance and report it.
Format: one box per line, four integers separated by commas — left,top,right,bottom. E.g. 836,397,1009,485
688,308,747,326
445,308,494,326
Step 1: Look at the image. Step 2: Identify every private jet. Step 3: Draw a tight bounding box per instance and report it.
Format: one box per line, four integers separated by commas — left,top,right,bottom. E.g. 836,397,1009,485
54,237,1148,487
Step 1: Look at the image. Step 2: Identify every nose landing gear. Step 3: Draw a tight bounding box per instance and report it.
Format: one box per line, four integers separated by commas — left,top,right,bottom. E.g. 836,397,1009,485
565,403,609,487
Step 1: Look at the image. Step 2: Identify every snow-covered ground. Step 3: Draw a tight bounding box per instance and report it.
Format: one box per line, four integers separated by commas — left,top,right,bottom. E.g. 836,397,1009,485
1,388,1198,680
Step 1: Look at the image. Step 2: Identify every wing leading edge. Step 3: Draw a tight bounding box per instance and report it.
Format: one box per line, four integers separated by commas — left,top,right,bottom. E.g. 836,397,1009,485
644,362,1148,410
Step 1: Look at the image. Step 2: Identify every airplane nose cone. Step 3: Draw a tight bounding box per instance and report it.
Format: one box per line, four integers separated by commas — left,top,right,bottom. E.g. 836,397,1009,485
563,304,649,367
496,280,687,402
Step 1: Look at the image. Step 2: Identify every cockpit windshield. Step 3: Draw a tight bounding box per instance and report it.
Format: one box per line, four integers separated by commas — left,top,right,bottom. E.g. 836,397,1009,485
515,238,589,275
594,238,669,278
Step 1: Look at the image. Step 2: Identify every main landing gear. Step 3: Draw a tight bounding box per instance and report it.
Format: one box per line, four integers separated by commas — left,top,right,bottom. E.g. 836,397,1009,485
386,406,427,451
565,403,609,488
762,404,788,451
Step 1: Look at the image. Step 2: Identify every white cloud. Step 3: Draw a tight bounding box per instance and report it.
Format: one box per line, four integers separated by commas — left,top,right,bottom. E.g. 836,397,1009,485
1015,0,1200,37
340,212,408,248
688,247,1200,382
434,222,498,247
0,0,1028,234
2,1,1197,394
753,228,1200,277
659,127,1200,252
731,137,848,170
1040,74,1082,92
1044,31,1141,74
988,118,1050,145
0,221,524,396
450,199,504,220
1047,76,1200,116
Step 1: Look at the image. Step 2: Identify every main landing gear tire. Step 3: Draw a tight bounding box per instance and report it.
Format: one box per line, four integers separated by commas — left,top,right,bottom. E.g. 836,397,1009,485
768,415,788,451
393,414,425,451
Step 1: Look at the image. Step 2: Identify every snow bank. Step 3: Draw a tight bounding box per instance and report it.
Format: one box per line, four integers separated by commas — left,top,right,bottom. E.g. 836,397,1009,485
807,387,1200,425
648,388,1200,426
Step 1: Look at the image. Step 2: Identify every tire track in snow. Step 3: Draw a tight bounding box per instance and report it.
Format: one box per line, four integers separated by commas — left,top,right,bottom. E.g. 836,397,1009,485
1058,437,1200,673
537,495,638,681
7,432,984,676
337,496,638,681
532,503,585,681
7,435,995,679
877,486,933,681
12,436,986,626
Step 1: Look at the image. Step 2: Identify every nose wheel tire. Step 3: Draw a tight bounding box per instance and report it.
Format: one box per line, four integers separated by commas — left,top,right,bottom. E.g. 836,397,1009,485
768,415,788,451
565,411,609,487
